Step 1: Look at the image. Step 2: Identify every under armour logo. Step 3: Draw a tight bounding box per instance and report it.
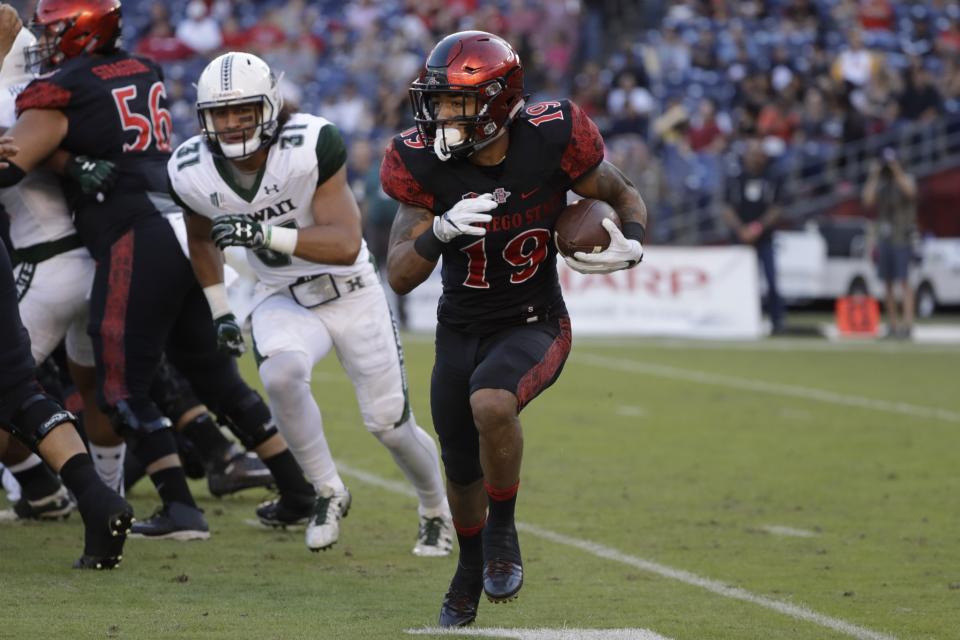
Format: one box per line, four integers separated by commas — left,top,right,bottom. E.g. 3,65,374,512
239,223,253,238
81,161,96,172
264,184,280,194
492,187,511,204
345,276,364,292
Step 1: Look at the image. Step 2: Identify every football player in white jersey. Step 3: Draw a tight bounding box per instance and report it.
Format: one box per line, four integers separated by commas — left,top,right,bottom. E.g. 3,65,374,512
0,25,126,498
168,52,453,555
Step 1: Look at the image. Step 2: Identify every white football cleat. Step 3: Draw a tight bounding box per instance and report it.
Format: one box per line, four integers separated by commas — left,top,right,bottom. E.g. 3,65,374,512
413,513,454,557
305,486,351,552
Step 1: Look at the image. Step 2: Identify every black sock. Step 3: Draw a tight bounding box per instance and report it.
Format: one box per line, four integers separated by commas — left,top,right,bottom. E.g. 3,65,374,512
485,481,518,531
180,413,231,460
12,458,63,500
59,453,102,503
149,467,197,508
453,520,485,582
261,450,314,498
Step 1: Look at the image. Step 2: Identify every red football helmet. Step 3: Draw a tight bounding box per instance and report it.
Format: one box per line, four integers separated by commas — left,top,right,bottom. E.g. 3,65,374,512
409,31,525,159
25,0,122,71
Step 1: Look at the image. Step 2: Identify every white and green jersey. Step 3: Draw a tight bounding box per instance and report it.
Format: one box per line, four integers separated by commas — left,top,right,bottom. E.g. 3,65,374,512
168,112,369,288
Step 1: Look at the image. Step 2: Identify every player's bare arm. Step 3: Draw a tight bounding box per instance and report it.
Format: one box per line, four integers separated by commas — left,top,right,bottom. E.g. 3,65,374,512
297,164,362,265
185,210,226,287
385,203,437,295
0,109,68,181
572,160,648,228
0,5,22,62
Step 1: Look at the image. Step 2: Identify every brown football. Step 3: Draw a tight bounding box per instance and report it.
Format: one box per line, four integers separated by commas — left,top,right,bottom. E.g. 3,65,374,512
554,199,620,258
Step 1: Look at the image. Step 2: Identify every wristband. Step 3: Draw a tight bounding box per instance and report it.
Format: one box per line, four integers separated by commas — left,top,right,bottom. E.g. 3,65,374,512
265,225,298,255
413,227,443,262
622,221,646,244
202,283,231,320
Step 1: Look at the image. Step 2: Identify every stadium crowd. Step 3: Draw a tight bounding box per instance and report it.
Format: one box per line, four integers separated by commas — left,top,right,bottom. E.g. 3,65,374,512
23,0,949,244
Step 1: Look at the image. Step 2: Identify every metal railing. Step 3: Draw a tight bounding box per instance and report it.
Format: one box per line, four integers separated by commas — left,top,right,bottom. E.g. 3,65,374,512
653,115,960,245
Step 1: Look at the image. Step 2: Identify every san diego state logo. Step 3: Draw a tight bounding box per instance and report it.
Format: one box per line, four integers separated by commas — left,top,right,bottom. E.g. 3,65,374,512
461,188,511,204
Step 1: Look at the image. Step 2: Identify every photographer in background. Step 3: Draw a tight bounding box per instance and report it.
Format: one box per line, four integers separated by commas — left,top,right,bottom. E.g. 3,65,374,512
723,139,785,335
862,147,918,339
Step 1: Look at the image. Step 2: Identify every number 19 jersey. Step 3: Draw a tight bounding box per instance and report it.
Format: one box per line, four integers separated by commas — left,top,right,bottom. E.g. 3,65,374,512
168,113,368,288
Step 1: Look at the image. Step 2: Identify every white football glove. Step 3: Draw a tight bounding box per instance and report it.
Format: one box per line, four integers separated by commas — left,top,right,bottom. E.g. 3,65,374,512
564,218,644,274
433,193,497,243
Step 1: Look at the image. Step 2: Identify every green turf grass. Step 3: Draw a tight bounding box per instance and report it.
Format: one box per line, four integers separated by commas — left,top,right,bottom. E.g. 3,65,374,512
2,336,958,639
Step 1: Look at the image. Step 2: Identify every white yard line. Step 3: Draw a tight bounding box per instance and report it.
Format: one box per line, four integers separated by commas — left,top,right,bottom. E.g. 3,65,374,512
574,353,960,424
616,405,647,417
406,627,674,639
337,462,896,640
758,525,819,538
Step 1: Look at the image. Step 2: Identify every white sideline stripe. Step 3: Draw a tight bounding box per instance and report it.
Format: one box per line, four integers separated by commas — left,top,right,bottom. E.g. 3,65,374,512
519,524,895,640
406,627,674,639
337,463,896,640
575,353,960,424
759,525,819,538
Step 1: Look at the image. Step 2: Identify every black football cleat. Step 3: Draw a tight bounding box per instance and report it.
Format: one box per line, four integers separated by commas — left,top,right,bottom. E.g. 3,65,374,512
207,444,274,498
129,502,209,540
74,487,135,570
438,580,482,627
482,522,523,602
483,558,523,602
255,493,315,528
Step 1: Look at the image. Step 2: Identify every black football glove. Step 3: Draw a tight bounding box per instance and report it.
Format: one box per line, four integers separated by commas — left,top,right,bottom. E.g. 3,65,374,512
214,313,246,356
65,155,118,202
211,215,266,250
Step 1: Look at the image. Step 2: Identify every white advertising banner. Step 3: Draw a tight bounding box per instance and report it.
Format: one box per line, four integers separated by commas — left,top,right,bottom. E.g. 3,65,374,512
403,246,762,339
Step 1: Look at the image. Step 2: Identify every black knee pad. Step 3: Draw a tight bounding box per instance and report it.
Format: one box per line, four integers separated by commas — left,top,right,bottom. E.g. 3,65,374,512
218,387,277,450
5,388,76,452
150,359,201,424
108,399,172,451
440,446,484,486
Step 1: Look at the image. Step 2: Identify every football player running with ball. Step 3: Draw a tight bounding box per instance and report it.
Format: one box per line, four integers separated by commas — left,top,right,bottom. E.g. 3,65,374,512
381,31,647,626
168,52,453,555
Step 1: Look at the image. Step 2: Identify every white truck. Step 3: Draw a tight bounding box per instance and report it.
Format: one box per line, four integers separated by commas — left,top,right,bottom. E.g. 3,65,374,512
771,219,960,317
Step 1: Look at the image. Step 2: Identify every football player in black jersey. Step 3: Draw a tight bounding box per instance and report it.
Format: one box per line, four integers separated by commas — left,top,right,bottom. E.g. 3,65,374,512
0,0,315,539
0,226,133,568
382,31,647,627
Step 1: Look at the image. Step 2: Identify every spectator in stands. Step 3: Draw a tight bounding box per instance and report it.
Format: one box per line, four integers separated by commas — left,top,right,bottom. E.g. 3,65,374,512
175,0,222,55
135,18,194,62
899,60,942,123
862,148,918,339
833,28,880,88
607,70,655,136
219,15,251,52
723,139,786,334
688,98,729,153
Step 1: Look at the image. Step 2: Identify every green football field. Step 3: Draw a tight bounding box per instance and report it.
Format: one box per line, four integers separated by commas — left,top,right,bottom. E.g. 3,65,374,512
2,334,959,640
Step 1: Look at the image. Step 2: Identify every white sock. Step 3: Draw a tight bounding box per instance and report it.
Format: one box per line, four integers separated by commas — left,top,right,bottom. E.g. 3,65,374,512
374,416,449,516
88,443,126,497
259,351,344,492
0,464,22,503
6,453,43,474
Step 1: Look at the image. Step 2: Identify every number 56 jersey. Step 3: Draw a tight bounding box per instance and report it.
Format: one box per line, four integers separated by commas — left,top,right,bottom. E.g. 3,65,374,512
15,50,173,257
168,113,369,288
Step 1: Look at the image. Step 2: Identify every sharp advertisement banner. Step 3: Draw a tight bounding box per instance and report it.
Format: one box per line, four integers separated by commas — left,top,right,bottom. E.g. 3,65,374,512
403,246,762,339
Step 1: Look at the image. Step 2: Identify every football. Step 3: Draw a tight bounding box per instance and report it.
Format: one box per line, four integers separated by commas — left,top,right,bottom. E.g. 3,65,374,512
554,199,620,258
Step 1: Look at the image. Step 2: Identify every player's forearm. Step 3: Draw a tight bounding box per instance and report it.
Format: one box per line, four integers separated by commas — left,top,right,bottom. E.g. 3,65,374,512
187,235,225,287
386,241,435,295
293,225,361,265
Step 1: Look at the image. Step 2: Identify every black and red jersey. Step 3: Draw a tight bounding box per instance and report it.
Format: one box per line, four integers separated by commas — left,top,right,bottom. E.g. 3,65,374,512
16,51,174,257
381,99,604,333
